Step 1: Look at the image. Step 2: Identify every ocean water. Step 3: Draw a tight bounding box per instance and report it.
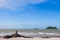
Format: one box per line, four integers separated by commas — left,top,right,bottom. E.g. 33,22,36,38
0,32,60,37
0,29,60,33
0,29,60,37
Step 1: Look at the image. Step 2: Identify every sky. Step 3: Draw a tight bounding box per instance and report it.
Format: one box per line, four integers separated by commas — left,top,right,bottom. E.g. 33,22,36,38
0,0,60,29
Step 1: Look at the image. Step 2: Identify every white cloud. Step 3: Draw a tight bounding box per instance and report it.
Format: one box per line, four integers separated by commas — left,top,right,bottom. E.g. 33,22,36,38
0,0,46,10
0,0,47,10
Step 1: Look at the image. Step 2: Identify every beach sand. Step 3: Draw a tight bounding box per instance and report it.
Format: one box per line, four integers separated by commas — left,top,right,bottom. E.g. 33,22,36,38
0,37,60,40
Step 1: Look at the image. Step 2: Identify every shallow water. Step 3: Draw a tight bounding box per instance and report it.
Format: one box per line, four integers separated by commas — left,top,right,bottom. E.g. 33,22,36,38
0,29,60,37
0,32,60,37
0,29,60,33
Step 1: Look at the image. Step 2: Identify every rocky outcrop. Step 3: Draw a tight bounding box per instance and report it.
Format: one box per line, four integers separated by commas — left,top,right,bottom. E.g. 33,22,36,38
3,35,12,39
3,30,33,39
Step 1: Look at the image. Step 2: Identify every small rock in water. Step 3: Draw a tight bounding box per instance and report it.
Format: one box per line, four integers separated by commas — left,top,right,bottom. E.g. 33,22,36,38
42,37,51,38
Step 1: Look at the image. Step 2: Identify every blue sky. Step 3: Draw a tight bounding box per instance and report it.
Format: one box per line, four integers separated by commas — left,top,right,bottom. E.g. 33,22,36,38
0,0,60,29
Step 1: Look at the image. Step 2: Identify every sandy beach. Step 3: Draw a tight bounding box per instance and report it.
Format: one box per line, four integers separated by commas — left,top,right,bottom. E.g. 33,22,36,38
0,37,60,40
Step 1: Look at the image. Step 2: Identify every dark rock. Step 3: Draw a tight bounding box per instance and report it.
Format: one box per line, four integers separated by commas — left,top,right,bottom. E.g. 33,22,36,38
3,30,33,39
42,37,51,38
23,36,33,38
3,35,12,39
11,30,25,37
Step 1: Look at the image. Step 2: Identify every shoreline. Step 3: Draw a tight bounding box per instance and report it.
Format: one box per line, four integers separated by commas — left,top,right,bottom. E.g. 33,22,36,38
0,32,60,37
0,37,60,40
0,31,59,40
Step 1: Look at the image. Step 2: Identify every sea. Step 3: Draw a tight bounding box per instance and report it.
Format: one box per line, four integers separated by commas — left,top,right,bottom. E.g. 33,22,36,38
0,29,60,37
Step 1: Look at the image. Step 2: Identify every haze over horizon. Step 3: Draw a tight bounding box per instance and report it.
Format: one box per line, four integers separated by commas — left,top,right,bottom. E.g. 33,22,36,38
0,0,60,29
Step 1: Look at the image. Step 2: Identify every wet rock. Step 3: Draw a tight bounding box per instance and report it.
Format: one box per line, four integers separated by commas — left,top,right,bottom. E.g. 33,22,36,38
11,30,25,37
23,36,33,38
42,37,51,38
3,35,12,39
3,30,33,39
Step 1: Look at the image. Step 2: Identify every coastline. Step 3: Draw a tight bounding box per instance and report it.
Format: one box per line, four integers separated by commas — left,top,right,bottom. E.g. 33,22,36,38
0,37,60,40
0,32,60,37
0,31,59,40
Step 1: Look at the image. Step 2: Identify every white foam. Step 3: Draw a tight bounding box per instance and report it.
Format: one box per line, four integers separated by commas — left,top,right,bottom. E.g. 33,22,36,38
38,32,44,34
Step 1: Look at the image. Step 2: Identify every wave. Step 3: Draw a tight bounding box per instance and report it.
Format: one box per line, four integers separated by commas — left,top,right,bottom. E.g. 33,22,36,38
0,32,60,37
